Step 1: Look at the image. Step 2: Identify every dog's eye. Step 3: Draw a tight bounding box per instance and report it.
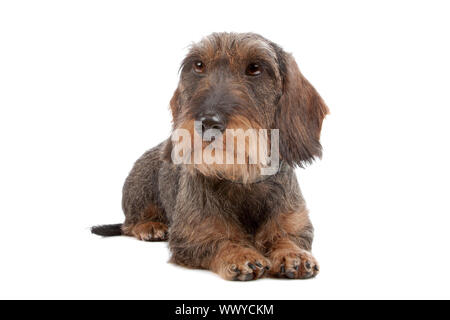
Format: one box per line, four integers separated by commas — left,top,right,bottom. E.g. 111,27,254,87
246,63,262,76
193,61,205,74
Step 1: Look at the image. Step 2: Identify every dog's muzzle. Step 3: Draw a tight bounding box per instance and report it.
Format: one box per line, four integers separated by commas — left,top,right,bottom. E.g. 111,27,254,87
195,111,226,135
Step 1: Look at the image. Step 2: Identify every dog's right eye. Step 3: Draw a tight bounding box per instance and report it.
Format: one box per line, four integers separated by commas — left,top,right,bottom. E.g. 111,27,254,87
246,63,262,76
193,61,205,74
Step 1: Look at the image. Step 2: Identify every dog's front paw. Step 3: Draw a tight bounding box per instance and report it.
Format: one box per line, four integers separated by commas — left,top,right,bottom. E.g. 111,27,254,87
270,248,319,279
211,245,271,281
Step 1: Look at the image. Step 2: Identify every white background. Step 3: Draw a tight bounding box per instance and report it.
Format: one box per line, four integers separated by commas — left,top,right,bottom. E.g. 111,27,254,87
1,0,449,300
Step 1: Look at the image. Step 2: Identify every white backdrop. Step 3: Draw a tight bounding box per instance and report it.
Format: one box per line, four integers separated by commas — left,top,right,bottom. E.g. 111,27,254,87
1,0,449,299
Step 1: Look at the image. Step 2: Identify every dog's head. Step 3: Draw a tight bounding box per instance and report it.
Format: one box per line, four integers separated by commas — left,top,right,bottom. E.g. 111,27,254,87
163,32,329,183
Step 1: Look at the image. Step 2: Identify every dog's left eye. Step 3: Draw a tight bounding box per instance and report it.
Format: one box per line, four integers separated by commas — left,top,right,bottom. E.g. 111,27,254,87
246,63,262,76
193,61,205,74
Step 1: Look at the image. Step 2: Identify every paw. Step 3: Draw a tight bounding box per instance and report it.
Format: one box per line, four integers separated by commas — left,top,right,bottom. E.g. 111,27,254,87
270,248,319,279
131,221,169,241
213,246,271,281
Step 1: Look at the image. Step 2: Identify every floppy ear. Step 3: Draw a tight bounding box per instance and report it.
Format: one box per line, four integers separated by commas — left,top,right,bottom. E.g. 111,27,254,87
161,88,181,162
275,52,329,167
169,87,181,120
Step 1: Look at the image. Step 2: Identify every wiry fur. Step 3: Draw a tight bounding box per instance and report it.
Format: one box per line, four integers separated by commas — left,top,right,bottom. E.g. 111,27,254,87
92,32,328,280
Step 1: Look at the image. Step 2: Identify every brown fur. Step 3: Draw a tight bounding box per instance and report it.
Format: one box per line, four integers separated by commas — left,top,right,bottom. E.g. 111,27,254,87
93,32,328,281
123,221,168,241
255,209,318,279
210,242,271,281
192,115,268,183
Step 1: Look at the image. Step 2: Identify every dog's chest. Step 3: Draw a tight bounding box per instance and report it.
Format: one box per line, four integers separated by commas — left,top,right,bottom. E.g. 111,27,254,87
218,183,277,234
236,200,270,234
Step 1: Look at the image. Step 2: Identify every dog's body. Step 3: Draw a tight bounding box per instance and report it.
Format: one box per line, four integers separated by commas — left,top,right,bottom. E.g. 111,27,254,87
92,32,328,280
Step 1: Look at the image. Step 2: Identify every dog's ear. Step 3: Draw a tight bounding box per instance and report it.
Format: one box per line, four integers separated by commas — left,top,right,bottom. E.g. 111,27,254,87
169,87,181,120
274,51,329,167
160,138,173,162
161,88,181,162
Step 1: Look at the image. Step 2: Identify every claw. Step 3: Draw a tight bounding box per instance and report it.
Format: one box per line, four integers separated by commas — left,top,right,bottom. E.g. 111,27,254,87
242,273,254,281
261,268,266,277
231,265,240,275
286,271,295,279
305,261,311,270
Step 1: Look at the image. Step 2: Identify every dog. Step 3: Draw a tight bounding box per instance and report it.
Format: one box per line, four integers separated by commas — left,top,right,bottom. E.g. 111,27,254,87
92,32,329,281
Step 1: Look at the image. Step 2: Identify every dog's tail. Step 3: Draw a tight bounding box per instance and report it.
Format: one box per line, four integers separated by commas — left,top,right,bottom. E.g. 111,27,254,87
91,223,123,237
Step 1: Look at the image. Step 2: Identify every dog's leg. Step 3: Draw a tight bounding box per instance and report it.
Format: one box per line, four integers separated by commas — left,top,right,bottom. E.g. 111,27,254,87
122,204,169,242
210,242,271,281
121,145,170,242
169,216,271,281
255,209,320,279
122,220,168,241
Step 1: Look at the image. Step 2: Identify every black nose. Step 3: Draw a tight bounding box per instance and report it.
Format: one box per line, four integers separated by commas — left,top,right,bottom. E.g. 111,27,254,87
197,113,226,133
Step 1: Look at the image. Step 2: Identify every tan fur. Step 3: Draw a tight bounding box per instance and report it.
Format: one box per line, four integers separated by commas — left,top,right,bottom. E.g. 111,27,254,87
173,115,271,183
254,209,318,279
122,221,168,241
122,204,168,241
210,242,271,281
